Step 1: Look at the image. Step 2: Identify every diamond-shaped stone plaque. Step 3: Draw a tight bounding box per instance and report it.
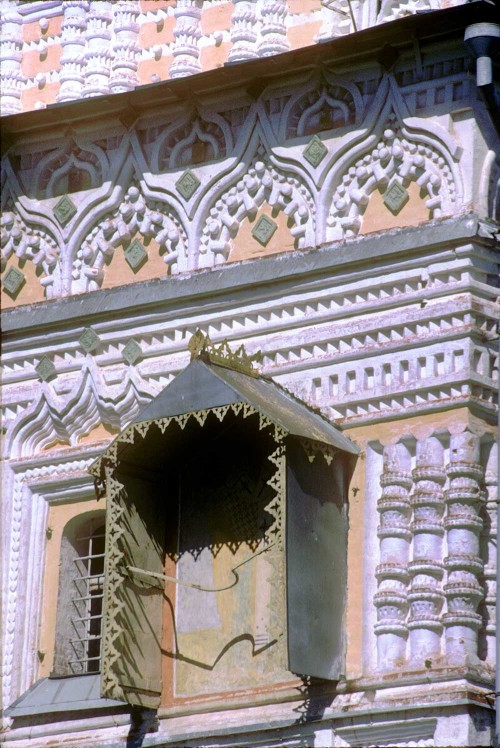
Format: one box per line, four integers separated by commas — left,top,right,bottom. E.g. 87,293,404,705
36,356,56,381
303,135,328,167
251,215,278,247
124,240,147,270
79,327,100,353
383,180,409,214
2,266,25,295
54,195,77,226
122,339,142,365
175,169,200,200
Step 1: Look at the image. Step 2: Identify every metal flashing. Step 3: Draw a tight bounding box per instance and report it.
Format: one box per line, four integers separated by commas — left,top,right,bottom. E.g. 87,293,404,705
5,675,125,718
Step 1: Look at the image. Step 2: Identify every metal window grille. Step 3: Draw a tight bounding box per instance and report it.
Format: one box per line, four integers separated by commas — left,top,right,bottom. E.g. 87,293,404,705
69,522,105,674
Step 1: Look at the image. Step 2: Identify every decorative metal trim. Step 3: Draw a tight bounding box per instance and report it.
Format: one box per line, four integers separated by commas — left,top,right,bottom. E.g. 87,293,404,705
188,329,261,376
92,403,288,701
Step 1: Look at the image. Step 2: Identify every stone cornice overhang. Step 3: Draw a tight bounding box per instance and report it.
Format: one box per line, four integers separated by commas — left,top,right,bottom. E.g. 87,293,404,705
2,213,499,338
1,0,498,143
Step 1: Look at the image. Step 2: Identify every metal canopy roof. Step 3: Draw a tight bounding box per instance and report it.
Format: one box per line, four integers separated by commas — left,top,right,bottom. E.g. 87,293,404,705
129,358,358,455
5,675,125,718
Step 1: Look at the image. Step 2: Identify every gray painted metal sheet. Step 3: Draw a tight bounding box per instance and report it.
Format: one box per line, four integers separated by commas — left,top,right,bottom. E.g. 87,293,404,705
131,359,358,456
6,675,125,717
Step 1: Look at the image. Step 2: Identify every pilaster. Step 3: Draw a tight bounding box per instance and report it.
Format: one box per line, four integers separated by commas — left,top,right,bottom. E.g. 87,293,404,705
480,441,497,664
408,437,445,663
110,1,140,93
83,1,112,98
228,1,258,63
57,1,89,103
258,0,289,58
443,431,485,663
0,4,23,115
375,443,412,668
169,0,203,80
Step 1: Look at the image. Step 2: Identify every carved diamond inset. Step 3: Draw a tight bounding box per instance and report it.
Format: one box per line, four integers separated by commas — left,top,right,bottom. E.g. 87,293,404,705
176,170,200,200
36,356,56,381
53,195,77,226
303,135,328,168
383,180,409,213
2,266,25,295
79,327,100,353
122,339,142,365
252,215,278,247
124,240,147,270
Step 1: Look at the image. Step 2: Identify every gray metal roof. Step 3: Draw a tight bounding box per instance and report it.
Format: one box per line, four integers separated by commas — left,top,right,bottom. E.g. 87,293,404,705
131,358,358,455
6,675,125,717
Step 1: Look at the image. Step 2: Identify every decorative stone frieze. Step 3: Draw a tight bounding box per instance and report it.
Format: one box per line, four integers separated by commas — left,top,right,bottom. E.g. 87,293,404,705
443,431,485,663
0,3,23,115
110,1,140,93
83,1,112,98
169,0,202,80
328,114,459,239
258,0,290,57
480,442,497,663
375,443,412,669
408,437,445,663
200,154,314,267
57,1,89,103
228,0,258,63
1,210,61,299
76,184,187,292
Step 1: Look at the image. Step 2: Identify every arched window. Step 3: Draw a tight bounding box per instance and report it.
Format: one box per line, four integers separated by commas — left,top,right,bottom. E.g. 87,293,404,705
52,512,105,676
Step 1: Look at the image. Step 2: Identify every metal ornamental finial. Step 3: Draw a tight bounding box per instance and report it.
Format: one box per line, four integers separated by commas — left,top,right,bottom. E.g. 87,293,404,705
188,330,261,376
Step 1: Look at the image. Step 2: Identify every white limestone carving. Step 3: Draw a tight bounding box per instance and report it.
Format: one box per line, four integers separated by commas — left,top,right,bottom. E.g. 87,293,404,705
328,113,458,239
199,154,315,267
377,0,441,24
6,361,157,460
375,443,412,669
57,1,89,103
443,431,485,663
76,183,188,292
316,0,359,41
258,0,289,57
83,1,112,98
481,442,497,664
283,77,360,138
169,0,203,80
1,209,62,298
408,437,445,664
110,0,140,93
153,111,231,171
228,0,258,63
0,3,23,116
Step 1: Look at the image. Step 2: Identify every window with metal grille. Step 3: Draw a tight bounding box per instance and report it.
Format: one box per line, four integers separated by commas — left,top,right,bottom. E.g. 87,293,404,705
52,512,105,677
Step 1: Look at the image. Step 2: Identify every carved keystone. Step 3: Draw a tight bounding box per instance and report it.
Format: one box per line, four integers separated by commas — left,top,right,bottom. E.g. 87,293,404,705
36,356,56,381
2,266,25,295
124,240,147,270
122,339,142,365
252,215,277,247
53,195,77,227
176,169,201,200
79,327,100,353
383,180,409,214
303,135,328,168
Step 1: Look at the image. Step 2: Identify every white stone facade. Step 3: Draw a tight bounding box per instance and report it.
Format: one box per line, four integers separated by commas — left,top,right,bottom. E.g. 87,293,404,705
1,2,499,747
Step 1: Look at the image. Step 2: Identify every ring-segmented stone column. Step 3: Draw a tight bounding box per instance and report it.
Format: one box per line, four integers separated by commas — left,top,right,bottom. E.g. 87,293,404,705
443,432,485,662
408,437,445,663
375,443,412,668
